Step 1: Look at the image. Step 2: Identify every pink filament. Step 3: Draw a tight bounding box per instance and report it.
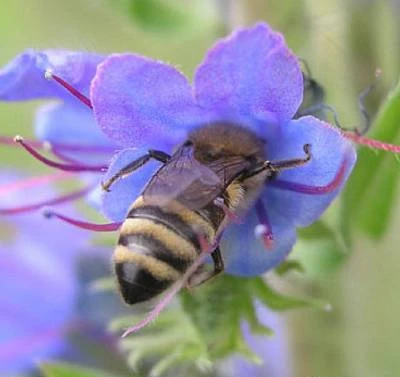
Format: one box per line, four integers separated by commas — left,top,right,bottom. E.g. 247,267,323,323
50,73,93,109
44,210,121,232
0,135,115,155
270,155,347,195
0,186,90,215
344,131,400,153
14,136,107,173
254,200,274,250
0,172,71,196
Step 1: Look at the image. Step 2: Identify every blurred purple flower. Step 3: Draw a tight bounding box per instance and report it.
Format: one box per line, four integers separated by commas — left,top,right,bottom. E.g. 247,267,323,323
218,303,293,377
0,172,97,374
0,23,356,276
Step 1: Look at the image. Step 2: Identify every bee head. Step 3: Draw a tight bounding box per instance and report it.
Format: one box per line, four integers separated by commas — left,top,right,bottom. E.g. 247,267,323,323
188,122,266,162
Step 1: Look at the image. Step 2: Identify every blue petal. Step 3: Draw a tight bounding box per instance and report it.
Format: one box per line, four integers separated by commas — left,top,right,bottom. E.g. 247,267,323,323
0,239,77,374
0,49,104,102
221,204,296,276
35,102,117,164
221,303,292,377
101,148,162,221
91,54,205,149
195,23,303,125
263,116,356,227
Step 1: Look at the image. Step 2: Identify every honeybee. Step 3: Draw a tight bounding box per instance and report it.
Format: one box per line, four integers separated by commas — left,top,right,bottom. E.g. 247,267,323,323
102,122,311,305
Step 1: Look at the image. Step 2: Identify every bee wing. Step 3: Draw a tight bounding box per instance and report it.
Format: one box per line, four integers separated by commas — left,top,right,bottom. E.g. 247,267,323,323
143,145,251,209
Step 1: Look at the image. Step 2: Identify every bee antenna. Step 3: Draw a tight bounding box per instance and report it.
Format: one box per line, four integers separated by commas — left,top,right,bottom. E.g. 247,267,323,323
354,68,382,135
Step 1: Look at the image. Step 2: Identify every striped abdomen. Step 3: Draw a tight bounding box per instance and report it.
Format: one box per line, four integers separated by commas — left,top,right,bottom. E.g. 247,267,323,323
113,197,217,305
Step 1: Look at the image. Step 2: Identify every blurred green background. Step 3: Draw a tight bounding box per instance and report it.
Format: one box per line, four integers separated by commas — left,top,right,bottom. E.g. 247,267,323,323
1,0,400,376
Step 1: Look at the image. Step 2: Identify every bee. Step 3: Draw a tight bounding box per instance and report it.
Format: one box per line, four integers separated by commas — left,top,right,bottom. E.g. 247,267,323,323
102,123,311,305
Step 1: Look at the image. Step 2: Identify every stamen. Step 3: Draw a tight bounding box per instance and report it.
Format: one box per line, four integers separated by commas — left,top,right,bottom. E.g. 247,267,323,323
14,136,107,173
0,135,43,148
45,69,93,109
47,145,88,164
1,135,115,155
44,209,121,232
0,172,71,196
254,200,274,250
343,131,400,153
0,186,90,215
270,155,348,195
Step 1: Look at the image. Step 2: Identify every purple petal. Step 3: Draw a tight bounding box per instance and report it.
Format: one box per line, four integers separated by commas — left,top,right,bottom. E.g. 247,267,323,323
263,116,356,227
0,49,104,102
220,303,293,377
0,171,91,251
91,54,203,149
0,236,77,374
195,23,303,124
221,205,296,276
101,148,162,221
35,102,117,164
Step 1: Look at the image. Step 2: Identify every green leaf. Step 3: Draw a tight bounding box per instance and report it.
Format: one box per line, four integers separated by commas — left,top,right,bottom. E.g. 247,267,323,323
249,277,328,311
40,363,121,377
342,77,400,240
181,275,261,361
113,0,216,34
110,307,211,376
275,260,305,276
181,275,327,362
293,238,347,279
296,219,349,275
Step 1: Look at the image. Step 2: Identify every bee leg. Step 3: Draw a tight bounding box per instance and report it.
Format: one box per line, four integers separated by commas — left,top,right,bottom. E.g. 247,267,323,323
187,247,224,288
101,150,170,191
241,144,312,181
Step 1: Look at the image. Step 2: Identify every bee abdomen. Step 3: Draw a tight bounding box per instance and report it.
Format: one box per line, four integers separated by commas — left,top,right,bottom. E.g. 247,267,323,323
114,206,202,305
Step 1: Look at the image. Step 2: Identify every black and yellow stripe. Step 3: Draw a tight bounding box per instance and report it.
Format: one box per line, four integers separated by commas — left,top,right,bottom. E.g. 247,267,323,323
113,196,219,305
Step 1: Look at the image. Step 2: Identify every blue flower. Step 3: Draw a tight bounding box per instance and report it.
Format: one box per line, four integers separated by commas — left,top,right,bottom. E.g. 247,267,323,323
91,23,356,275
218,303,293,377
0,172,88,374
0,170,123,373
0,23,356,276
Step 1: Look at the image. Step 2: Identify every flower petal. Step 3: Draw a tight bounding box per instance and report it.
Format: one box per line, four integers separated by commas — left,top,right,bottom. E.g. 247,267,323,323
35,102,117,164
264,116,356,227
221,204,296,276
0,232,77,374
195,23,303,124
91,54,203,149
101,148,162,221
0,49,104,101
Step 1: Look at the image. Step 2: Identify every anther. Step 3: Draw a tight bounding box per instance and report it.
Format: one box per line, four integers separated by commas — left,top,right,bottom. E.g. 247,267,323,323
44,69,93,109
254,200,274,251
254,224,274,249
14,135,107,173
43,209,122,231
